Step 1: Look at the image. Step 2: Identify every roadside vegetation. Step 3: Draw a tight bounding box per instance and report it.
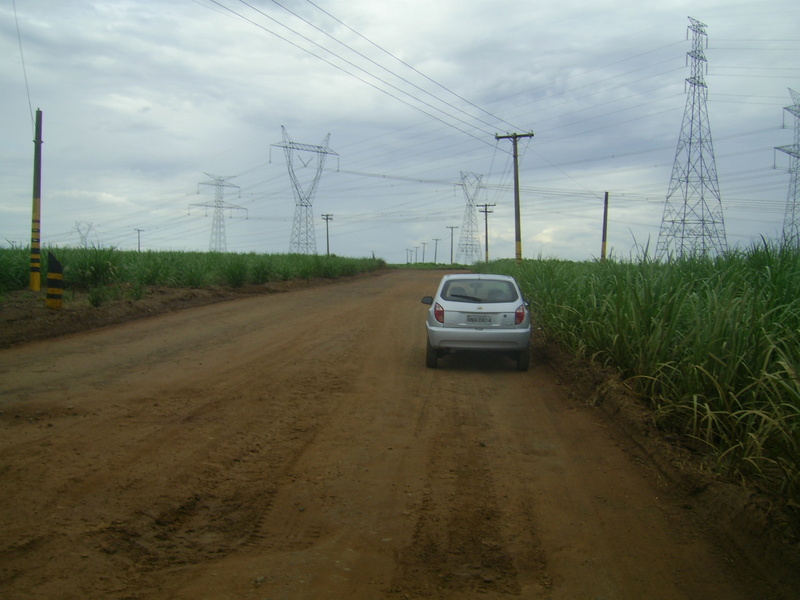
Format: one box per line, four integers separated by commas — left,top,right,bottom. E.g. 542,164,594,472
481,241,800,516
0,246,385,305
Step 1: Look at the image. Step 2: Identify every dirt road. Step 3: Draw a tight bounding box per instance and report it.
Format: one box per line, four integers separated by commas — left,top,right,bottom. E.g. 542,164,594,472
0,269,789,599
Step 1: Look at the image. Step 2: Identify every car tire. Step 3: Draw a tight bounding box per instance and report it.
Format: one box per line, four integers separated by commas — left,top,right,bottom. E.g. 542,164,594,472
425,340,438,368
516,347,530,371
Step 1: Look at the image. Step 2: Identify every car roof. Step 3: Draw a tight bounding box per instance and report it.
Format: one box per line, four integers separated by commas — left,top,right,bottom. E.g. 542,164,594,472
441,273,516,281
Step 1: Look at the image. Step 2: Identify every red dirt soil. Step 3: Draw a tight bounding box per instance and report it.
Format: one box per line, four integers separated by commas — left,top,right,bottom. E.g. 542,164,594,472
1,269,798,599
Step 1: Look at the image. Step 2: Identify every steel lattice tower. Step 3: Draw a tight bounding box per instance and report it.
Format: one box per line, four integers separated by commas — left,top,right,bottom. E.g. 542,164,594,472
777,88,800,243
191,173,246,252
656,17,727,260
272,127,337,254
456,172,483,264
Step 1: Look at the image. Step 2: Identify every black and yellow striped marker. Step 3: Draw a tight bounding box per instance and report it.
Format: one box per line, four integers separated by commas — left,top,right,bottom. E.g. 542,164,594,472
46,252,63,310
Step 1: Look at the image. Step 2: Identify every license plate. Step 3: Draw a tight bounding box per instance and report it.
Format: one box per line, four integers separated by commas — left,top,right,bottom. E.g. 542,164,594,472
466,314,493,324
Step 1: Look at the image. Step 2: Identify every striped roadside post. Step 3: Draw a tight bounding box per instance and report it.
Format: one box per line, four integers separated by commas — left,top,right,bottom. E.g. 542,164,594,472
46,252,63,310
30,109,43,291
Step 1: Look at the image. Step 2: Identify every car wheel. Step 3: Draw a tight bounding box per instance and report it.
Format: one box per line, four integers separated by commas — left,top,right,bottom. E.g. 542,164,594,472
426,340,438,368
516,347,530,371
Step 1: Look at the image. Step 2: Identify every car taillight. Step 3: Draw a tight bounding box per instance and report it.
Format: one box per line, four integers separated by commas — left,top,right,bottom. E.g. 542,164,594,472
434,302,445,323
515,305,526,325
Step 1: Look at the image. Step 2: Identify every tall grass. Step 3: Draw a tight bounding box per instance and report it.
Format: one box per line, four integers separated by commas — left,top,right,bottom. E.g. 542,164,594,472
482,241,800,506
0,247,29,295
0,247,386,296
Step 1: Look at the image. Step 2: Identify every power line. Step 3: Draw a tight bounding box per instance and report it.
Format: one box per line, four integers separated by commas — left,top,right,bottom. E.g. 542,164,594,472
12,0,34,131
299,0,523,133
264,0,504,132
206,0,502,147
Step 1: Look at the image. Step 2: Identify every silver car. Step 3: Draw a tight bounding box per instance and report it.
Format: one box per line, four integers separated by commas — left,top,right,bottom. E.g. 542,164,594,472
421,273,531,370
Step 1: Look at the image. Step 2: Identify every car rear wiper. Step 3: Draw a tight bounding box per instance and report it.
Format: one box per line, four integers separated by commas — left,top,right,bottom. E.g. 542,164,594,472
451,294,482,302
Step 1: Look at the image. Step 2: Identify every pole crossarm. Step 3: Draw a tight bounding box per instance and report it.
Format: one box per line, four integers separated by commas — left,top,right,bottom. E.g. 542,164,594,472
272,140,339,157
778,145,800,160
191,174,247,213
494,132,535,141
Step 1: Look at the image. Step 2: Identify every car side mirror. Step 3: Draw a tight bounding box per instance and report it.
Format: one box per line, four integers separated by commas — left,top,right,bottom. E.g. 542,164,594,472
421,296,433,305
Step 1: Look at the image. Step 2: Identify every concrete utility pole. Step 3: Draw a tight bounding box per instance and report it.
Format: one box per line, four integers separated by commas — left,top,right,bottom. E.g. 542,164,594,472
478,203,495,262
322,214,333,255
446,225,458,264
134,228,145,252
432,238,441,264
30,108,43,291
601,192,609,261
495,132,534,262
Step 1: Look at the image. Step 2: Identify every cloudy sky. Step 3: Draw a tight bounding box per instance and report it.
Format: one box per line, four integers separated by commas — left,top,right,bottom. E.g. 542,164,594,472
2,0,798,263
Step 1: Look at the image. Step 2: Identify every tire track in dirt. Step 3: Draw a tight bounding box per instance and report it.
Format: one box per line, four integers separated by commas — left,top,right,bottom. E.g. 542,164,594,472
389,354,555,600
393,398,532,597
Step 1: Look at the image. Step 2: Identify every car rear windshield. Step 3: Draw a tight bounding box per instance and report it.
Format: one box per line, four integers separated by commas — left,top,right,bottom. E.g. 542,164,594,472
441,279,519,303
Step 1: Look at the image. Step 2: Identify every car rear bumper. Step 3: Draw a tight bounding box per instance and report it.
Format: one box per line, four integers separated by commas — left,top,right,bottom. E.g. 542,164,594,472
426,324,531,351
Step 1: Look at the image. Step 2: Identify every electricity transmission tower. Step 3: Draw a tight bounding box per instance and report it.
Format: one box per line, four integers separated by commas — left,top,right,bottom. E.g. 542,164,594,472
272,126,337,254
75,222,94,248
777,88,800,243
191,174,246,252
456,172,483,264
656,17,727,260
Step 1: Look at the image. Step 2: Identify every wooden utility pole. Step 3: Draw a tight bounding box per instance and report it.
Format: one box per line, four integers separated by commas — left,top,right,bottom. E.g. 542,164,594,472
478,203,495,262
134,228,145,252
30,109,43,291
495,132,534,262
446,225,458,264
322,213,333,255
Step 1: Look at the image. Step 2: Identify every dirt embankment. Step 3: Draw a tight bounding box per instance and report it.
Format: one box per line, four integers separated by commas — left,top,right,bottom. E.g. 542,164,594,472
0,275,349,349
1,269,798,599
